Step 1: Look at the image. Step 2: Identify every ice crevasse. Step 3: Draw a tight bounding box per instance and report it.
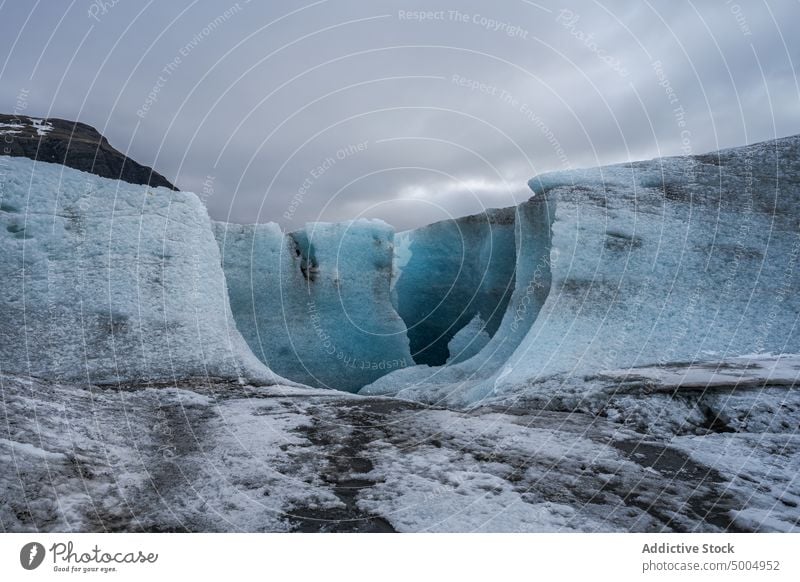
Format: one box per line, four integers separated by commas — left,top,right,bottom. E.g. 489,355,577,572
214,199,546,394
214,219,412,392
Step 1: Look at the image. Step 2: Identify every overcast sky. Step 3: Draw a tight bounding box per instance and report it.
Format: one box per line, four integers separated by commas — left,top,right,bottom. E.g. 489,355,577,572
1,0,798,230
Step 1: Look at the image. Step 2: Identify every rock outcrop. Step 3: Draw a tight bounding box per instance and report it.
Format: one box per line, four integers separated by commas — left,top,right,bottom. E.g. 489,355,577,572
0,114,176,190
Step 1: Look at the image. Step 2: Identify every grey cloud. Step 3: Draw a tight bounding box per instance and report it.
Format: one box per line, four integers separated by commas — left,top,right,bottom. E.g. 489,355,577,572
1,0,798,231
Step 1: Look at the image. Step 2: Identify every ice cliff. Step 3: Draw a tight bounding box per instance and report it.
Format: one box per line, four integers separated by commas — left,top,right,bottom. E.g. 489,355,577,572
214,219,411,392
362,136,800,406
0,155,275,384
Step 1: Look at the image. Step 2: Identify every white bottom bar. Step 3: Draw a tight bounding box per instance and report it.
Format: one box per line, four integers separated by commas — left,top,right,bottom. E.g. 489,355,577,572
1,533,798,581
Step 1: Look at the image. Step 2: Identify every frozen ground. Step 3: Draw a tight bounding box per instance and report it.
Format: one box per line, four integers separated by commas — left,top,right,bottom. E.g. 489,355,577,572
2,360,797,532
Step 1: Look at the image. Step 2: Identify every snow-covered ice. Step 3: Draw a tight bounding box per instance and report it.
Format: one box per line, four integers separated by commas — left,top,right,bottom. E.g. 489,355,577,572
0,122,24,135
672,433,800,532
0,118,52,136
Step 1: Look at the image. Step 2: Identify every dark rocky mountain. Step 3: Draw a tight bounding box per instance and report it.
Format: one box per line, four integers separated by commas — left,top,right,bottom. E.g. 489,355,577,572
0,113,177,190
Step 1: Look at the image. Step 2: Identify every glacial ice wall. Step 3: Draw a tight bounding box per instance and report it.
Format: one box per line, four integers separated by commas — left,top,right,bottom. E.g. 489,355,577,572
392,207,517,366
0,156,274,384
214,219,412,392
362,136,800,406
361,195,554,403
6,132,795,404
492,137,800,399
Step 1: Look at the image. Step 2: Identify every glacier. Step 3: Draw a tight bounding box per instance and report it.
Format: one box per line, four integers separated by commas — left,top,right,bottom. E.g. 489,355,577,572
5,135,793,402
2,130,799,533
362,136,800,407
0,155,276,385
214,219,411,392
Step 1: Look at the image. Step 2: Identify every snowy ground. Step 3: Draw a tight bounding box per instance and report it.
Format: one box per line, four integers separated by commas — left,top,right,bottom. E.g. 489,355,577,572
2,359,797,532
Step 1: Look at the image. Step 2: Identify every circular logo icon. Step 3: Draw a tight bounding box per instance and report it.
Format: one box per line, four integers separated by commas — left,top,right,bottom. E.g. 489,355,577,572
20,542,46,570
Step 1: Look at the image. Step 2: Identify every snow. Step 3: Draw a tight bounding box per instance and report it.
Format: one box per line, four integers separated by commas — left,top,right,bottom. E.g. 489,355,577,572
8,372,796,532
30,118,53,137
0,155,278,385
0,438,68,462
1,128,798,532
0,373,332,532
214,219,411,392
0,119,52,136
0,122,23,135
389,229,412,298
355,409,650,532
672,433,800,532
